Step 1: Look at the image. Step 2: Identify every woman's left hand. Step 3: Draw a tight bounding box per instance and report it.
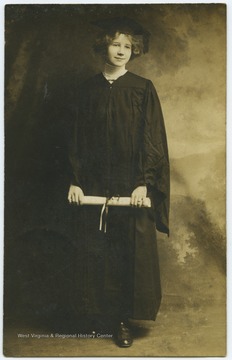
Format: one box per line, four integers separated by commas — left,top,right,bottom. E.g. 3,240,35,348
131,186,147,207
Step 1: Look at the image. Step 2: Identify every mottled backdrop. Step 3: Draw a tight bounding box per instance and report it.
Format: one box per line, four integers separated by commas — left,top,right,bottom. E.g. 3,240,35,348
4,4,226,357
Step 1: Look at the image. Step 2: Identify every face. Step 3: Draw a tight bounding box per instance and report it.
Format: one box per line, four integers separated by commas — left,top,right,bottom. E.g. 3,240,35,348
106,33,132,67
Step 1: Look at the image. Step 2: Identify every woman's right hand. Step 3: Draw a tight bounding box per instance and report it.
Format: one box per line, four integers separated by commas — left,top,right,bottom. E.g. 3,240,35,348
68,185,84,205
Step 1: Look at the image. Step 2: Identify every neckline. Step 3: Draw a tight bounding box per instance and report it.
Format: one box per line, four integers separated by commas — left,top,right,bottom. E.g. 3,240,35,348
101,71,130,86
103,63,127,79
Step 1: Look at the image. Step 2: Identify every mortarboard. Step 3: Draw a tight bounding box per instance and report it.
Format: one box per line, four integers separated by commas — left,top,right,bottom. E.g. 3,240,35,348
91,16,151,53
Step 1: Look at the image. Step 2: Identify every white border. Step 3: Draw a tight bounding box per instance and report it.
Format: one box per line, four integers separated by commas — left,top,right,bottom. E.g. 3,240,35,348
1,1,230,360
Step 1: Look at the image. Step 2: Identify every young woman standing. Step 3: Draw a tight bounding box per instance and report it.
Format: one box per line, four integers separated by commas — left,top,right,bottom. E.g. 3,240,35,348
68,17,170,348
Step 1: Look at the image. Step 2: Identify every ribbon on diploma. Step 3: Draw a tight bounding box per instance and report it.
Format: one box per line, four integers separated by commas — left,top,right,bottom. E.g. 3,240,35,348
80,196,151,233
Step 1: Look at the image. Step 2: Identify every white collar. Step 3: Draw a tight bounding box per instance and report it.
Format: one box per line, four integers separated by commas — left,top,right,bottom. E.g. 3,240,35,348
102,63,127,81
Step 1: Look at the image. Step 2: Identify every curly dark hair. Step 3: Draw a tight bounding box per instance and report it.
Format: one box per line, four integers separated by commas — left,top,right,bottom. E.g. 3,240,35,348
93,30,144,61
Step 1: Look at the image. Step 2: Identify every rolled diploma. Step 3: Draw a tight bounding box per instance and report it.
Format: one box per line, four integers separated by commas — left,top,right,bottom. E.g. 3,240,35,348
82,196,151,208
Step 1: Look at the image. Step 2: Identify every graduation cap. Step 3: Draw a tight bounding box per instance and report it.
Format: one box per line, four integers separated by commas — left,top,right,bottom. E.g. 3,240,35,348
92,16,151,53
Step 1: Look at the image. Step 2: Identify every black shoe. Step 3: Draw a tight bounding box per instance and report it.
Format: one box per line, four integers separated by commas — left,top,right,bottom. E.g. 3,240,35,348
115,321,133,348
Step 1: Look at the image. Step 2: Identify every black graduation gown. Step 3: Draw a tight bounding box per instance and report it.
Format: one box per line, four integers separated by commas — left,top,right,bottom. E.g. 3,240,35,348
69,71,169,321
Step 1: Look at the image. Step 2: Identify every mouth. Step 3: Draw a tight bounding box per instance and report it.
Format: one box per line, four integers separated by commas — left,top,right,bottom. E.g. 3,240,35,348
115,57,125,60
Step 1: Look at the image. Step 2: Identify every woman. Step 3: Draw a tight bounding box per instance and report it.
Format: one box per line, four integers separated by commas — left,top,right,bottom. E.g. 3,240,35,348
68,17,170,348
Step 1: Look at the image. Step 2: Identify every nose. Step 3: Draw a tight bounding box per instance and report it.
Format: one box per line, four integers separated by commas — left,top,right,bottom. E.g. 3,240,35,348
117,46,124,56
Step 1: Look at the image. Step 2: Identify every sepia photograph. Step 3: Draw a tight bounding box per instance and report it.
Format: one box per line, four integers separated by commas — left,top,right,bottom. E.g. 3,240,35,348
3,3,226,357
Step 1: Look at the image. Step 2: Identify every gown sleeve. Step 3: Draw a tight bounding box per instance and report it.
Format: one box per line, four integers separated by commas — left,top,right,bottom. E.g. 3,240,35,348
68,104,84,188
140,80,170,235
